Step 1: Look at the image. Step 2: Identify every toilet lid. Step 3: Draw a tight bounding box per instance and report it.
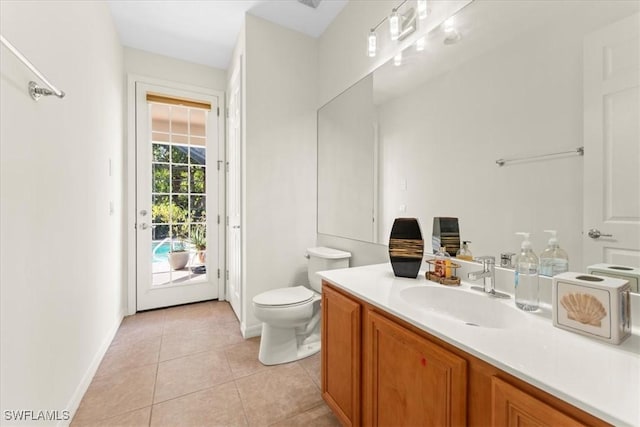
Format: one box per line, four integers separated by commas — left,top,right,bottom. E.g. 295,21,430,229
253,286,315,307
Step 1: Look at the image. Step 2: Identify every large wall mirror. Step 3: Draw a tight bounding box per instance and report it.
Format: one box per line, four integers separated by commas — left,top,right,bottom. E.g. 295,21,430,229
318,0,640,286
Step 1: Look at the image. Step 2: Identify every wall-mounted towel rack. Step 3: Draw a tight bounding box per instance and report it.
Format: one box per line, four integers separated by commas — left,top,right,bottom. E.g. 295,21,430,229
1,34,65,101
496,146,583,167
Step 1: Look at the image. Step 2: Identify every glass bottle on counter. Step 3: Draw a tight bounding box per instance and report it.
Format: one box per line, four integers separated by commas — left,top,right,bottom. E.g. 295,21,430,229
514,232,539,311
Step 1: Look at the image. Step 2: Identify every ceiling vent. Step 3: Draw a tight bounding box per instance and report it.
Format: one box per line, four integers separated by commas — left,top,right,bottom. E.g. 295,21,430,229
298,0,322,9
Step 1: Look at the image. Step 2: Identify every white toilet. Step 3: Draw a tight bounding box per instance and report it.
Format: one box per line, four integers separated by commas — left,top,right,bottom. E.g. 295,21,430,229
252,246,351,365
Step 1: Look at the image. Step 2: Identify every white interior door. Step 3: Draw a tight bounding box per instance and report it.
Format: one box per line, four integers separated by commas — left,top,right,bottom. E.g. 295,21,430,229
583,13,640,269
227,62,242,320
136,82,220,310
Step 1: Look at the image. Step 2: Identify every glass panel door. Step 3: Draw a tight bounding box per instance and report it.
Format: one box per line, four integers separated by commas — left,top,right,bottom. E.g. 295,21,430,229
135,82,219,311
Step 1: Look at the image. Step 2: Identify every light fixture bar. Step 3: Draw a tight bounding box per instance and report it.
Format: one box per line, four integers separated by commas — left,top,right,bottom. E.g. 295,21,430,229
364,0,416,58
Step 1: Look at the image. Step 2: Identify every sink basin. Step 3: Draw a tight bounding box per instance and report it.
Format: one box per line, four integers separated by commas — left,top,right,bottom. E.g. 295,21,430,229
399,286,523,329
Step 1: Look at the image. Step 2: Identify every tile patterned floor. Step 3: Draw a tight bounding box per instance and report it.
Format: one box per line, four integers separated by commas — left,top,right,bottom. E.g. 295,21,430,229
71,301,340,427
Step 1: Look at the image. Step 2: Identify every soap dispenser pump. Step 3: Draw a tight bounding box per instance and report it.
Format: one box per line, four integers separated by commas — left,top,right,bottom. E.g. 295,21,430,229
539,230,569,277
514,232,539,312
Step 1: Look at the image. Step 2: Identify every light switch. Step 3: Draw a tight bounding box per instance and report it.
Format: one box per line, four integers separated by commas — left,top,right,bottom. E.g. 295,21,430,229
400,178,407,190
399,204,406,213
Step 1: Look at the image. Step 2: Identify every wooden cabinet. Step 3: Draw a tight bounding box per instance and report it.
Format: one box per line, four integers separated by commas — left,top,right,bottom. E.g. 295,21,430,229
364,310,467,426
492,377,586,427
321,282,610,427
321,285,361,426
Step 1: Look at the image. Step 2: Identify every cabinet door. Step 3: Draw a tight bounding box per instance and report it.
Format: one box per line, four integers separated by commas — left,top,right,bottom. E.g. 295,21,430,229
365,310,467,426
322,284,361,426
492,377,586,427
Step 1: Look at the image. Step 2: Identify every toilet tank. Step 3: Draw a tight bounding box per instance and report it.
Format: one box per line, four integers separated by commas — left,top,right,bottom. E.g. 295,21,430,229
307,247,351,292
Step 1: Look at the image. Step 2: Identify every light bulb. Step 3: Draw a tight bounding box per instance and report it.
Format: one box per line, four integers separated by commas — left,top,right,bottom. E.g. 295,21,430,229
417,0,428,20
368,30,377,57
394,51,402,66
389,10,400,41
415,37,425,52
444,16,455,33
443,16,461,44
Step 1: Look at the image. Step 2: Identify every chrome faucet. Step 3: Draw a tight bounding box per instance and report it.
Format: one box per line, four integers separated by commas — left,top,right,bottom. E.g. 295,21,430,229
468,256,510,299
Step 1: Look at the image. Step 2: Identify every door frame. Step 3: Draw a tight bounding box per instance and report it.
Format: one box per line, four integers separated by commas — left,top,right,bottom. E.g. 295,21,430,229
126,74,226,315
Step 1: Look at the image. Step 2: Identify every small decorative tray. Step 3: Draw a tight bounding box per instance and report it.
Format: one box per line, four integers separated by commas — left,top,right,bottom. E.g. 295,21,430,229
425,259,462,286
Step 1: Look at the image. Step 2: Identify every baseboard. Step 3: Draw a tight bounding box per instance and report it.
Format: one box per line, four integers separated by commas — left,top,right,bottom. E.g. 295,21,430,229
241,322,262,339
60,308,125,427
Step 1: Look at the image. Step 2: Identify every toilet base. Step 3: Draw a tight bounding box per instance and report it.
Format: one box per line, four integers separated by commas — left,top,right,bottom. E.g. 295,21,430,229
258,323,321,366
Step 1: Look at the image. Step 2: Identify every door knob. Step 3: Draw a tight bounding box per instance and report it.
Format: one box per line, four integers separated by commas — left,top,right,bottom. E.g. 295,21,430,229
139,223,149,230
139,209,148,216
588,228,613,239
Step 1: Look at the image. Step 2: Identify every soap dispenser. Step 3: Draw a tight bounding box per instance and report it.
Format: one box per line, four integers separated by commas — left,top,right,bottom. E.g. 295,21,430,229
514,232,539,311
456,241,473,261
539,230,569,277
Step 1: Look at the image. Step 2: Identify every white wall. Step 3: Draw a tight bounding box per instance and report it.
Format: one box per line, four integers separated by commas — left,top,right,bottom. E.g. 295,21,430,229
0,1,124,423
124,47,227,90
241,14,318,335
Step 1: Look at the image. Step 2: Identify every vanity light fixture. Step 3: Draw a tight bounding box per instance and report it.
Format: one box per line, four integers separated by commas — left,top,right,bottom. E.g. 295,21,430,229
365,0,420,58
394,51,403,66
417,0,428,20
368,29,377,57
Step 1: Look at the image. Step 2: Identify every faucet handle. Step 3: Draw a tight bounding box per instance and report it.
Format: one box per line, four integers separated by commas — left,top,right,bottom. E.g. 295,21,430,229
474,255,495,265
500,252,516,268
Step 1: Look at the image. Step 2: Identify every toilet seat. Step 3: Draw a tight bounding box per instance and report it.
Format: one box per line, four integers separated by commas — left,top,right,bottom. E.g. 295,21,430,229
253,286,316,308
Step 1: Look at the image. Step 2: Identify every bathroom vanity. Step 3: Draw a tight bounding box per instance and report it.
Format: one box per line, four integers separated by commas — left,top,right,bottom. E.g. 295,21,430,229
319,264,639,427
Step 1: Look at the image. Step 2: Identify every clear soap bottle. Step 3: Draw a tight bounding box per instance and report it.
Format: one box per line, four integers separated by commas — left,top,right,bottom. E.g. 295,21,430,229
514,232,539,311
435,246,451,278
539,230,569,277
456,241,473,261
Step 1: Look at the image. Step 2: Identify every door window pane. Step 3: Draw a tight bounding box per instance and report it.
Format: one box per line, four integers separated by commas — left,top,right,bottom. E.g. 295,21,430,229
172,166,189,193
153,144,170,162
153,164,170,193
171,146,189,164
191,166,206,193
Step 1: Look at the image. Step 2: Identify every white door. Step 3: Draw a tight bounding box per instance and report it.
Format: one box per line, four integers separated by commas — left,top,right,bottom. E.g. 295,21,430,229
136,82,220,310
227,62,243,320
583,13,640,269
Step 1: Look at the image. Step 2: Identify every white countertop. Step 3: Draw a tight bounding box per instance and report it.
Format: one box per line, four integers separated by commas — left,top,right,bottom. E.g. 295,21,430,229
318,263,640,427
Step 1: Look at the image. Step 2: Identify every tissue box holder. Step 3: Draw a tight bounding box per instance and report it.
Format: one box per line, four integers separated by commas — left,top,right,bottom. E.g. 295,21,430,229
552,272,631,345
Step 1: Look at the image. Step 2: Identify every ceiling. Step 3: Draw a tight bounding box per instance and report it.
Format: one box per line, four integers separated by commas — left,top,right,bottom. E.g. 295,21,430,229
108,0,348,70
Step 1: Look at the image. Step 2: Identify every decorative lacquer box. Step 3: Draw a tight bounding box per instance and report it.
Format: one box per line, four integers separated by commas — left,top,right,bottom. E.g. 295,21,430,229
587,263,640,293
552,272,631,345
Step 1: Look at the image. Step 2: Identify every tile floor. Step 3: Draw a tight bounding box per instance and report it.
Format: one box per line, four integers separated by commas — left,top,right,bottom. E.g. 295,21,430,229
71,301,340,427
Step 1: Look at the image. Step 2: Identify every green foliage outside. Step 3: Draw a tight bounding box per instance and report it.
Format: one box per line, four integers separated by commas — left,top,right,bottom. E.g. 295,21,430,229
151,143,207,252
